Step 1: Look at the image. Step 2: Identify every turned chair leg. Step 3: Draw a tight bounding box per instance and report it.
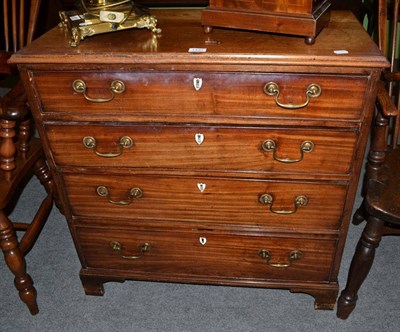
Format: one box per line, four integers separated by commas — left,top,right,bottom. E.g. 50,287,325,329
0,119,17,172
33,156,64,216
0,211,39,315
33,157,53,195
336,215,385,319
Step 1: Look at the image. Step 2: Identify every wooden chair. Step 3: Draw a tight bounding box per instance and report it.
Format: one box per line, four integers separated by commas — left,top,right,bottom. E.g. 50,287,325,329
1,0,54,315
336,0,400,320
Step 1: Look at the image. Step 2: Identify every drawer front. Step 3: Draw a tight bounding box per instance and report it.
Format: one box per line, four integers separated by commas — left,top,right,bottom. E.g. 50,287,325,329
46,124,357,175
64,174,347,230
76,226,337,282
210,0,316,14
34,71,366,120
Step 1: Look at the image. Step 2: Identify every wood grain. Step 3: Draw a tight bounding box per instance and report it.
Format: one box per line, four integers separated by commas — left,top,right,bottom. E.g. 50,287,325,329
33,72,367,121
11,9,388,309
45,124,357,175
76,226,337,281
10,11,388,69
63,173,347,231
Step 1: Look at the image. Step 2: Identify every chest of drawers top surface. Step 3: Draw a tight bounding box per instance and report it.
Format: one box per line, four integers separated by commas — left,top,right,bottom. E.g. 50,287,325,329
11,10,387,69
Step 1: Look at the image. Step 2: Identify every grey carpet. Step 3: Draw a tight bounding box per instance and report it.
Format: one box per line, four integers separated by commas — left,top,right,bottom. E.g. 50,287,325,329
1,172,399,331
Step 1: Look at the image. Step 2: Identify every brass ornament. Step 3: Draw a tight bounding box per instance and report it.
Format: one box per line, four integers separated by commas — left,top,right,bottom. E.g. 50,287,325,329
59,0,161,47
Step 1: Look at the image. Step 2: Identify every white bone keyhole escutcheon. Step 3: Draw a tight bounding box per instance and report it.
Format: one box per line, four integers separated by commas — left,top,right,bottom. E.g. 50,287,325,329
197,183,206,192
195,133,205,145
199,237,207,245
193,77,203,91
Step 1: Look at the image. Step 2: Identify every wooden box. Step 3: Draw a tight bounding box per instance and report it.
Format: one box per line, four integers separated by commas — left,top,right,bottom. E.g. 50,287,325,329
201,0,331,44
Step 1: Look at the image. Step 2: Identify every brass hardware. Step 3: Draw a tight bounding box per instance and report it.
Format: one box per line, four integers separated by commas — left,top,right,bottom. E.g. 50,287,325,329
82,135,133,158
263,82,322,109
261,139,314,163
59,2,161,47
109,241,151,259
258,249,303,268
96,186,143,205
81,0,132,12
72,79,125,103
107,13,117,20
259,193,308,215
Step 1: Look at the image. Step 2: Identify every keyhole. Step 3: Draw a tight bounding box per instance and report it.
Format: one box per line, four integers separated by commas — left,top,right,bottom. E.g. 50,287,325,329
195,133,205,145
197,183,206,192
193,77,203,91
199,237,207,245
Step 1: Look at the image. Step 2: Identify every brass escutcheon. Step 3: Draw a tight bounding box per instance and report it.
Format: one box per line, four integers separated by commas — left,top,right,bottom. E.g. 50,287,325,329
259,193,308,215
263,82,321,109
109,241,151,260
82,136,133,158
261,139,314,163
258,249,303,268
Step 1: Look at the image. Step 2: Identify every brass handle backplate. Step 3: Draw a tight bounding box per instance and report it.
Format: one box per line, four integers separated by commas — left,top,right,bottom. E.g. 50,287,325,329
261,139,314,164
259,193,308,215
110,241,151,260
264,82,321,109
82,136,133,158
258,249,303,268
72,79,125,103
96,186,143,205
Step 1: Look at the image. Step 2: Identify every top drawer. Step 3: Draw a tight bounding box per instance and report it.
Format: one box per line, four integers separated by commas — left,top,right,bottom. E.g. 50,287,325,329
32,71,367,121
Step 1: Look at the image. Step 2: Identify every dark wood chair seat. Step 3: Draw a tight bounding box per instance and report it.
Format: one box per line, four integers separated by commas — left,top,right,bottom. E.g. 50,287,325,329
365,150,400,224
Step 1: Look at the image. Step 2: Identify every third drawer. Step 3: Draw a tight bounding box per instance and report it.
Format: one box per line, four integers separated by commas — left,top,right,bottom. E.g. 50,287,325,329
62,173,348,231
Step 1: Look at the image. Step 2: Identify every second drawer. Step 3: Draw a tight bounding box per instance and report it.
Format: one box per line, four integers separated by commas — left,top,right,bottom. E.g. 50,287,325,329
46,124,357,175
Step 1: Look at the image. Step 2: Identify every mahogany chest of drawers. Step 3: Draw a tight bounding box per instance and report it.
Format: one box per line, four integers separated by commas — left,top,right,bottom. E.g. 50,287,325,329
11,9,388,310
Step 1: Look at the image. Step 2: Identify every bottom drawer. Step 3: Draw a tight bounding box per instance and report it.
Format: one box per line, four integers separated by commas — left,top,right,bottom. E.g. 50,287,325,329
75,227,337,282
